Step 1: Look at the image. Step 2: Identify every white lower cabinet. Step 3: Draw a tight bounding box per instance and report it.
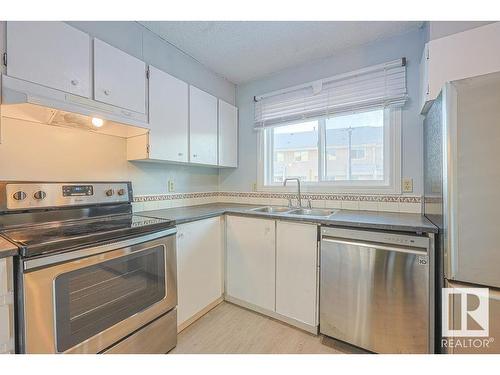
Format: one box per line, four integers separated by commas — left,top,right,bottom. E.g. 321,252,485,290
174,215,319,333
225,216,319,331
176,217,224,330
276,221,318,326
0,257,14,354
226,216,276,311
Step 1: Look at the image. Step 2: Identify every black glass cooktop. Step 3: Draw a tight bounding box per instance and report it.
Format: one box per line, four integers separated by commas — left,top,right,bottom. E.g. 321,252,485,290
1,214,175,257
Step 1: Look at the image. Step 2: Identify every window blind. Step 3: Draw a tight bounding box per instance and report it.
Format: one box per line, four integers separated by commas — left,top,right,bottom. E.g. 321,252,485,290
254,58,407,129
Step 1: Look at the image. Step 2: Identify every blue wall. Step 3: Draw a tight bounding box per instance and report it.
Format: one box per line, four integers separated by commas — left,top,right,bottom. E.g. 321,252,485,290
220,28,426,195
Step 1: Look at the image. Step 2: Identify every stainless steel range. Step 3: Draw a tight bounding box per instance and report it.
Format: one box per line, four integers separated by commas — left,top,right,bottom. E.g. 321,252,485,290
0,181,177,354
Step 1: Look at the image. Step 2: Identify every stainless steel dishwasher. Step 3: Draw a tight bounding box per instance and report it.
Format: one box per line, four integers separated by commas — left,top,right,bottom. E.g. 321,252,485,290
320,227,434,354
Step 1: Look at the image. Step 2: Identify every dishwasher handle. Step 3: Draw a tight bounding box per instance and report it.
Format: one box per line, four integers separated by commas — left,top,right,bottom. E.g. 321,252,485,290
321,237,428,256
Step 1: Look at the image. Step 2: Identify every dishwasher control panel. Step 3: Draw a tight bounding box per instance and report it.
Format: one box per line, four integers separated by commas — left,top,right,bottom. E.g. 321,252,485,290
321,227,430,249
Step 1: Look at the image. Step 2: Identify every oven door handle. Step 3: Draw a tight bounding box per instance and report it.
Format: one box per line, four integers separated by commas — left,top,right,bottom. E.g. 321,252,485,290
24,227,177,271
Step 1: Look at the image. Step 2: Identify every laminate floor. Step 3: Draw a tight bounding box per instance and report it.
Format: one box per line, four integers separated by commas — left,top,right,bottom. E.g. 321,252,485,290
171,302,360,354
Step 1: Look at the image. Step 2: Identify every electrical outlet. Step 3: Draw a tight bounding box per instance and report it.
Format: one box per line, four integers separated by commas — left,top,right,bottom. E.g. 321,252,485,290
252,182,257,191
402,178,413,193
168,179,175,192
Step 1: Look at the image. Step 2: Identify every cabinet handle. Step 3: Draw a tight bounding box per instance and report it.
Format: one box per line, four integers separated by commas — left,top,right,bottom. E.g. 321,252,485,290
193,154,197,158
71,79,79,86
178,153,183,156
104,89,111,96
121,110,132,117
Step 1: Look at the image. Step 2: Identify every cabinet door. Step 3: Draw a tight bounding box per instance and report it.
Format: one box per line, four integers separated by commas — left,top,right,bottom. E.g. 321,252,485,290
218,100,238,167
226,216,275,311
427,22,500,103
176,217,223,328
276,221,318,326
6,21,90,97
0,257,14,354
148,66,188,162
419,43,430,113
189,86,218,165
94,38,146,114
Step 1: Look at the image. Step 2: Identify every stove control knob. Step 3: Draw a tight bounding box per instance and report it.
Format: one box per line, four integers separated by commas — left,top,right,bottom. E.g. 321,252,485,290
13,191,27,201
33,191,47,200
117,188,126,196
105,189,114,197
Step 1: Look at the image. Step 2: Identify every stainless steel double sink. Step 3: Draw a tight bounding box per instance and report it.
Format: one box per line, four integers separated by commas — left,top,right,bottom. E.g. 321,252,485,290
250,206,337,218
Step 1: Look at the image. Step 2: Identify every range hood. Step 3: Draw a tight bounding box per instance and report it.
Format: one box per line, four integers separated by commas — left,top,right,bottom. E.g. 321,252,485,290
0,74,149,138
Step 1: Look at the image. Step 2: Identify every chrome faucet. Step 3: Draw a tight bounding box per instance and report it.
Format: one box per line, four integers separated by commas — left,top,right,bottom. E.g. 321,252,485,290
283,177,302,208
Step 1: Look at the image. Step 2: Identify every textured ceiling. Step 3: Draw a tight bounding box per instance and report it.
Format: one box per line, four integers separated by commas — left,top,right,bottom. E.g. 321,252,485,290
139,21,423,84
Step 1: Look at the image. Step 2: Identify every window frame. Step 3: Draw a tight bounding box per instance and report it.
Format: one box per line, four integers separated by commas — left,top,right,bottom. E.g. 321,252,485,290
256,107,401,194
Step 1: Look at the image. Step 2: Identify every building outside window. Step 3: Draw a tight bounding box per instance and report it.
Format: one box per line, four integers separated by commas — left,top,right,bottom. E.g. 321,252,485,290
263,108,394,189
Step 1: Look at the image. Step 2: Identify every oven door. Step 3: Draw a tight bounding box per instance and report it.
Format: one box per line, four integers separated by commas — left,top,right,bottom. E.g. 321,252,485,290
21,228,176,353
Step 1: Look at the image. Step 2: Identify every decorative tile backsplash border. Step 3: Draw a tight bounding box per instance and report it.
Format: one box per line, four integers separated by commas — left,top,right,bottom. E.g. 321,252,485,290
216,191,421,203
133,192,219,202
133,191,422,214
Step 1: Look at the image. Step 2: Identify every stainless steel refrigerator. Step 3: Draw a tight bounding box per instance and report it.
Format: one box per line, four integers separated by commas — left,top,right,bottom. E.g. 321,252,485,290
424,71,500,353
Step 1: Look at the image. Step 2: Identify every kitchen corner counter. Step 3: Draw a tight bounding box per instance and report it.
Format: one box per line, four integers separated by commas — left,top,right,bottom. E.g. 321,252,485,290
0,236,18,258
139,203,438,234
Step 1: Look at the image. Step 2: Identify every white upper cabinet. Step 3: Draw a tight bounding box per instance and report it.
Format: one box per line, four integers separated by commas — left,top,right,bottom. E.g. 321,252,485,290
6,21,91,97
189,86,218,166
419,44,430,114
218,99,238,168
420,22,500,113
93,38,147,114
147,66,189,162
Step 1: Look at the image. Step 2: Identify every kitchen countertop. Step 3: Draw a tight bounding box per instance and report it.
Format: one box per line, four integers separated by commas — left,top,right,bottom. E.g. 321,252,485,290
139,203,438,234
0,236,18,259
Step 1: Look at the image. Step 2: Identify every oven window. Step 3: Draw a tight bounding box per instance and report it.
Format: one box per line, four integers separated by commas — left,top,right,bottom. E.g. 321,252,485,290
54,245,166,352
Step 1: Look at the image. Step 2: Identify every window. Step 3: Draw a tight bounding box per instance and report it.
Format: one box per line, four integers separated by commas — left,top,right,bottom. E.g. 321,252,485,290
259,107,401,193
324,110,382,181
255,58,405,193
270,121,319,184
